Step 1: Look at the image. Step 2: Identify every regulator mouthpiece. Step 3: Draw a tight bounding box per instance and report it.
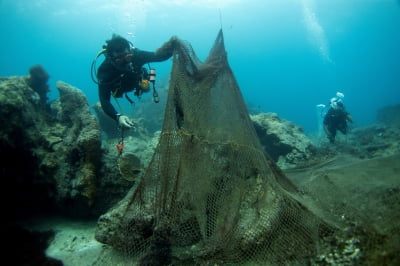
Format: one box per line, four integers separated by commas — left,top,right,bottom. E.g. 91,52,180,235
153,91,159,103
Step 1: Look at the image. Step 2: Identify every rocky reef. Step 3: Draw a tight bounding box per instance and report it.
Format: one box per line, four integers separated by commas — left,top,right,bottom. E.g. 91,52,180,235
311,104,400,161
26,64,50,106
251,112,316,169
4,69,396,220
376,104,400,126
0,74,132,220
2,68,399,265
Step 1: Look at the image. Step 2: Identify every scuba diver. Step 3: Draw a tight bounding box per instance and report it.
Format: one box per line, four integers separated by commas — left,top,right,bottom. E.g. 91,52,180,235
323,96,353,143
91,34,178,129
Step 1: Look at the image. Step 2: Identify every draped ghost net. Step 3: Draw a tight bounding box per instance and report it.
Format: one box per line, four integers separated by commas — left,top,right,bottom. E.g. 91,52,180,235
95,29,326,265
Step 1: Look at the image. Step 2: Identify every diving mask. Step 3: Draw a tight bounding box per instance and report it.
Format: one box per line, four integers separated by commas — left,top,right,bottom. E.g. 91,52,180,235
114,53,133,64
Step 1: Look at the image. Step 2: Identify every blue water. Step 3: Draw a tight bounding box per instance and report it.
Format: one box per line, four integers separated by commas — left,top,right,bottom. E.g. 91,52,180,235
1,0,399,133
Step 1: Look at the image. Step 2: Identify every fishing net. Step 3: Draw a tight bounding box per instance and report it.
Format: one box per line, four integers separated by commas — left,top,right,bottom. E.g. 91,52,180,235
118,152,143,181
95,29,331,265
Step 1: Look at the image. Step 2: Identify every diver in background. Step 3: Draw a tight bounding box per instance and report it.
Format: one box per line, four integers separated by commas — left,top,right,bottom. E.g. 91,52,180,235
93,34,177,129
323,97,353,143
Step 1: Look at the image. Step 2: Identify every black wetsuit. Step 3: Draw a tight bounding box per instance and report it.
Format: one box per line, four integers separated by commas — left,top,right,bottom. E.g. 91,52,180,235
97,47,173,120
323,107,351,142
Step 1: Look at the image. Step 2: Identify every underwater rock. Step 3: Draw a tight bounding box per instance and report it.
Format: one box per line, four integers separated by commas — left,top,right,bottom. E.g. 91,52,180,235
0,73,132,219
92,102,120,139
26,64,50,106
376,104,400,126
94,184,156,252
2,223,62,266
40,81,104,215
0,75,56,219
251,112,315,169
341,124,400,159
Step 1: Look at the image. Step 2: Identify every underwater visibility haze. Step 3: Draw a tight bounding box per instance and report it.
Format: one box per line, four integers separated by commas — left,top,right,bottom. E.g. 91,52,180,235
0,0,399,133
2,1,400,265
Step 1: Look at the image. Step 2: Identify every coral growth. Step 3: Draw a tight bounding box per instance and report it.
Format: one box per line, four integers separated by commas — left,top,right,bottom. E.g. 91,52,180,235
26,64,50,105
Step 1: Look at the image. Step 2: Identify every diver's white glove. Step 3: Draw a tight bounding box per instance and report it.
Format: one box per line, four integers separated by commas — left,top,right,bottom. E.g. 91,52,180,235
118,115,135,129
